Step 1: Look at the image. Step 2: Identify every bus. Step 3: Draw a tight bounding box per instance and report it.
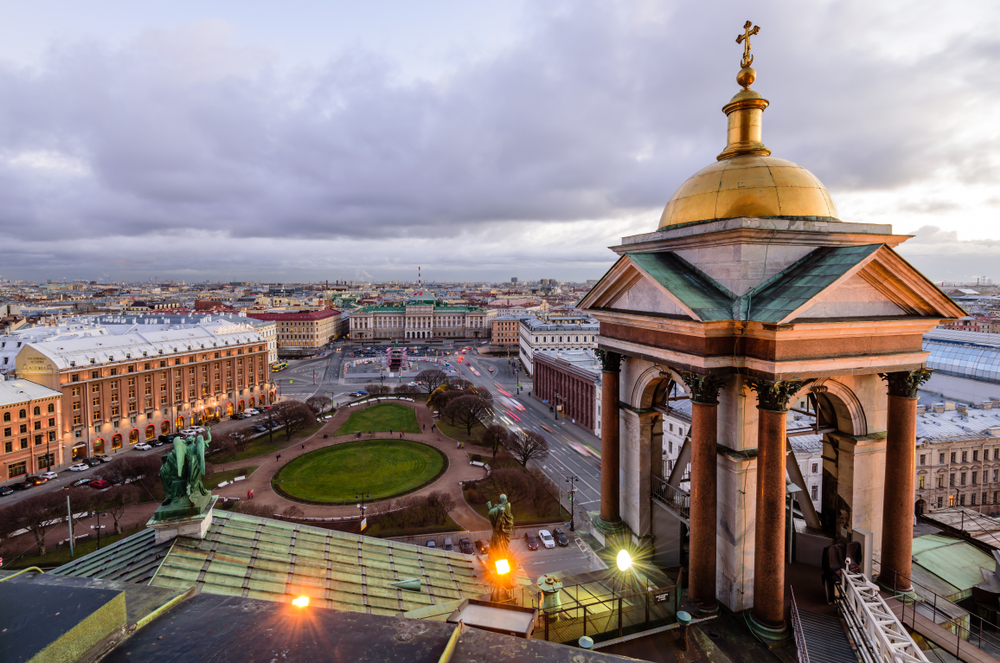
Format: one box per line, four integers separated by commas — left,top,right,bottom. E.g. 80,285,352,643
271,362,288,372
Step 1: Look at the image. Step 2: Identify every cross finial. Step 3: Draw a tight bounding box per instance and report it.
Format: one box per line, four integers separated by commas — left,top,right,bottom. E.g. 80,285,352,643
736,20,760,69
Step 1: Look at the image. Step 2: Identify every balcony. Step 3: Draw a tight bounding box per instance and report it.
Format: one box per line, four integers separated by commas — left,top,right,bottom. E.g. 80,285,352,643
651,475,690,523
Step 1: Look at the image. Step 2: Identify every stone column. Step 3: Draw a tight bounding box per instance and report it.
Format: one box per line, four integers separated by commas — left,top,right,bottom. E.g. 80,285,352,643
597,350,623,523
878,369,932,591
746,378,804,639
679,371,726,613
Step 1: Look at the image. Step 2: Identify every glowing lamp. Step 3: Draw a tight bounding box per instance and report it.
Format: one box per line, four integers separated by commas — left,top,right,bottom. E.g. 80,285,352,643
292,596,310,607
616,550,632,572
495,559,511,575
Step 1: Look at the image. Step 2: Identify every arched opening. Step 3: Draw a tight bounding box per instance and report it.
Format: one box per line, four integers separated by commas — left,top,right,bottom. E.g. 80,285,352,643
238,400,245,412
915,499,927,516
226,402,234,416
93,438,105,455
249,396,256,408
145,424,156,440
111,433,122,450
129,429,139,445
175,415,184,429
161,420,171,434
71,442,87,460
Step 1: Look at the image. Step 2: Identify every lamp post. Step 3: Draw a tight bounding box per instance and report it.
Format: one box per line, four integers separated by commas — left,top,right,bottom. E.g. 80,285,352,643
553,392,560,420
356,492,370,533
565,475,578,531
91,512,107,550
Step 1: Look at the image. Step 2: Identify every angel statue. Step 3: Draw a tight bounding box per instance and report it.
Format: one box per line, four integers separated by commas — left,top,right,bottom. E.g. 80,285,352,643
159,427,212,508
487,494,514,558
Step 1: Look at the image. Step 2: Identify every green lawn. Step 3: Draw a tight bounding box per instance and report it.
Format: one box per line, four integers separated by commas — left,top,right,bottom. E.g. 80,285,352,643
436,417,487,445
211,421,323,464
206,466,258,489
4,523,145,569
365,514,464,538
335,403,421,436
272,439,447,504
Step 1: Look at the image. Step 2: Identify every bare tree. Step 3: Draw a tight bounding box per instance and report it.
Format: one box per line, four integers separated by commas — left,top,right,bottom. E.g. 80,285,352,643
415,369,448,393
425,491,456,524
443,395,492,434
305,395,333,415
234,501,275,518
280,401,316,440
95,484,142,534
365,384,392,396
480,424,509,458
448,377,473,390
483,468,534,506
505,431,550,468
394,384,420,395
281,505,305,519
11,491,65,556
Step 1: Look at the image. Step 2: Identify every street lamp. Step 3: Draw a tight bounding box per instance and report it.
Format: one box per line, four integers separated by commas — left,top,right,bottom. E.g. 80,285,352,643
553,392,561,420
565,475,579,531
356,492,370,533
91,511,107,549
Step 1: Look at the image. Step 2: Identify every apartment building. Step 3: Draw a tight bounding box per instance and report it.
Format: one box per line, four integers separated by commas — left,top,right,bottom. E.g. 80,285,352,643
246,309,342,357
914,400,1000,515
1,377,62,480
517,315,598,376
491,315,525,349
0,320,272,466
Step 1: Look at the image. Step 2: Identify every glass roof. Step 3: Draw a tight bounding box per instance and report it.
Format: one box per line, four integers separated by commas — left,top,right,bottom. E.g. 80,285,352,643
924,337,1000,385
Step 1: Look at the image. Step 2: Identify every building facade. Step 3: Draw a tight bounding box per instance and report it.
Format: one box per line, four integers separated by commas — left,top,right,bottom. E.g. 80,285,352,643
349,293,492,341
1,320,273,468
246,309,342,357
491,315,525,348
532,349,601,436
518,316,599,376
1,377,62,481
914,400,1000,515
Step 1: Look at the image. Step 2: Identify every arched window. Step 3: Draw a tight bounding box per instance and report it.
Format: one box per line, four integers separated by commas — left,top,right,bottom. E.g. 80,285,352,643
3,412,9,422
33,406,40,416
129,429,139,444
47,403,54,413
145,424,156,440
19,409,26,419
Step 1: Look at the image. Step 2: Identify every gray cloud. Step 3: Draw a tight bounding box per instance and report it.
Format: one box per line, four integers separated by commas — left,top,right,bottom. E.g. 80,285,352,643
0,1,997,282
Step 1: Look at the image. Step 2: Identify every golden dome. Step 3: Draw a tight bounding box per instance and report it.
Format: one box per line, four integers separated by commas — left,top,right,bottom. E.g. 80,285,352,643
657,62,839,229
657,155,839,229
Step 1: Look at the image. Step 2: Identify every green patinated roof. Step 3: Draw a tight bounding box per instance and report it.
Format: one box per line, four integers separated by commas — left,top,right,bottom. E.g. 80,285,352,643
742,244,882,323
620,244,883,323
910,534,994,599
627,252,735,322
52,510,489,617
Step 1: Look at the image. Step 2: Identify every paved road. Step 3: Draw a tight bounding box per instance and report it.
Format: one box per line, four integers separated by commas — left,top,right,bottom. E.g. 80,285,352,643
457,351,604,529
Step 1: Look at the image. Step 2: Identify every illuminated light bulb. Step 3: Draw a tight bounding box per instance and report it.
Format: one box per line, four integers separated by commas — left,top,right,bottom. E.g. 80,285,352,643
292,596,309,607
495,559,510,575
616,550,632,572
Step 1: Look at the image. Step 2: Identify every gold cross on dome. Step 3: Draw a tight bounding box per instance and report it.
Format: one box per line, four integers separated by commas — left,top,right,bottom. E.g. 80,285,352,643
736,20,760,68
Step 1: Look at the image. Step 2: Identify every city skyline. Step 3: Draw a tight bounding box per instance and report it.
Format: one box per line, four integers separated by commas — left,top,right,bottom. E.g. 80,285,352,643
0,1,996,282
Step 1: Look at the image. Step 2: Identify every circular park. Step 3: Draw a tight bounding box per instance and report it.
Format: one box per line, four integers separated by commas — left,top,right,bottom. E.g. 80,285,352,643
272,438,448,505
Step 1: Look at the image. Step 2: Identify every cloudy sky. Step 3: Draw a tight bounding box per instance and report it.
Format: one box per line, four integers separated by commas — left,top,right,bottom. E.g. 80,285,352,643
0,0,997,284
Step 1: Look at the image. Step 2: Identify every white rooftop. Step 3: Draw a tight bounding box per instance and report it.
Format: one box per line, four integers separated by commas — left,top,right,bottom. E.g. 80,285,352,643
0,376,62,405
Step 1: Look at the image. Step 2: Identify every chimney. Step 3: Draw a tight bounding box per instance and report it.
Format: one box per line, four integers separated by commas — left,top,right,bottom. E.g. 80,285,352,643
916,404,927,414
933,402,946,413
957,404,969,417
983,401,994,411
945,401,956,411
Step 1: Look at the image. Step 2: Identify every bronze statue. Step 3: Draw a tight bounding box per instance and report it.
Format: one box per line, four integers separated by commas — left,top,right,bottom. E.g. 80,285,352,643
159,427,211,504
487,493,514,557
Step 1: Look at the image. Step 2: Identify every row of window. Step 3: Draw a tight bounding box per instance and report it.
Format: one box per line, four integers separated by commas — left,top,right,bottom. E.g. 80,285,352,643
2,403,56,421
67,347,266,382
920,449,1000,465
934,492,1000,508
3,431,57,453
918,470,1000,488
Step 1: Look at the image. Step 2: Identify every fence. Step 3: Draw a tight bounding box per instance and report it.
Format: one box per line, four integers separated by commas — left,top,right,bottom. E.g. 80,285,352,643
651,476,690,522
876,563,1000,661
526,579,681,645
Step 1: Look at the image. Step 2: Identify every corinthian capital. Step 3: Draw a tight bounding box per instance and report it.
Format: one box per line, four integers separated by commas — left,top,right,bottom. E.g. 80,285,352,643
879,369,933,399
678,371,726,405
595,349,623,373
745,377,805,412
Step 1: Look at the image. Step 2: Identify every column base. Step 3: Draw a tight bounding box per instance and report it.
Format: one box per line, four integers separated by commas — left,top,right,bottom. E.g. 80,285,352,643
590,515,628,548
876,574,914,596
747,612,789,645
689,597,719,617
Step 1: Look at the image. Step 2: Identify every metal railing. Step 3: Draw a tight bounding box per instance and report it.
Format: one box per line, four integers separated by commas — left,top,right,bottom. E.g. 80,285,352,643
651,476,690,521
789,586,810,663
876,563,1000,661
838,564,929,663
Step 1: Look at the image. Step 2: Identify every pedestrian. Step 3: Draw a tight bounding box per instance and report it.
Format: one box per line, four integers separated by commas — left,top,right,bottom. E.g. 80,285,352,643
277,454,281,461
389,428,393,436
247,489,252,500
301,443,305,449
400,431,403,439
432,423,436,432
423,424,426,432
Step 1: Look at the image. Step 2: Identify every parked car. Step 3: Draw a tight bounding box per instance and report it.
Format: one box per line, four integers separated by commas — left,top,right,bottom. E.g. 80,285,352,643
0,485,14,496
524,532,539,551
135,442,153,451
24,475,47,486
89,479,111,490
95,454,112,463
158,435,174,444
83,457,103,467
459,538,474,555
443,537,454,552
538,529,556,549
553,528,570,547
426,540,436,548
252,425,268,433
247,409,260,416
68,463,90,472
12,481,35,491
68,477,92,488
39,471,58,481
474,539,488,555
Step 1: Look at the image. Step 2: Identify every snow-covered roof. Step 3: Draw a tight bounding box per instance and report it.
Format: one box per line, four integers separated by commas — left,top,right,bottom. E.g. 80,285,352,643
0,376,62,405
916,407,1000,444
0,319,265,374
